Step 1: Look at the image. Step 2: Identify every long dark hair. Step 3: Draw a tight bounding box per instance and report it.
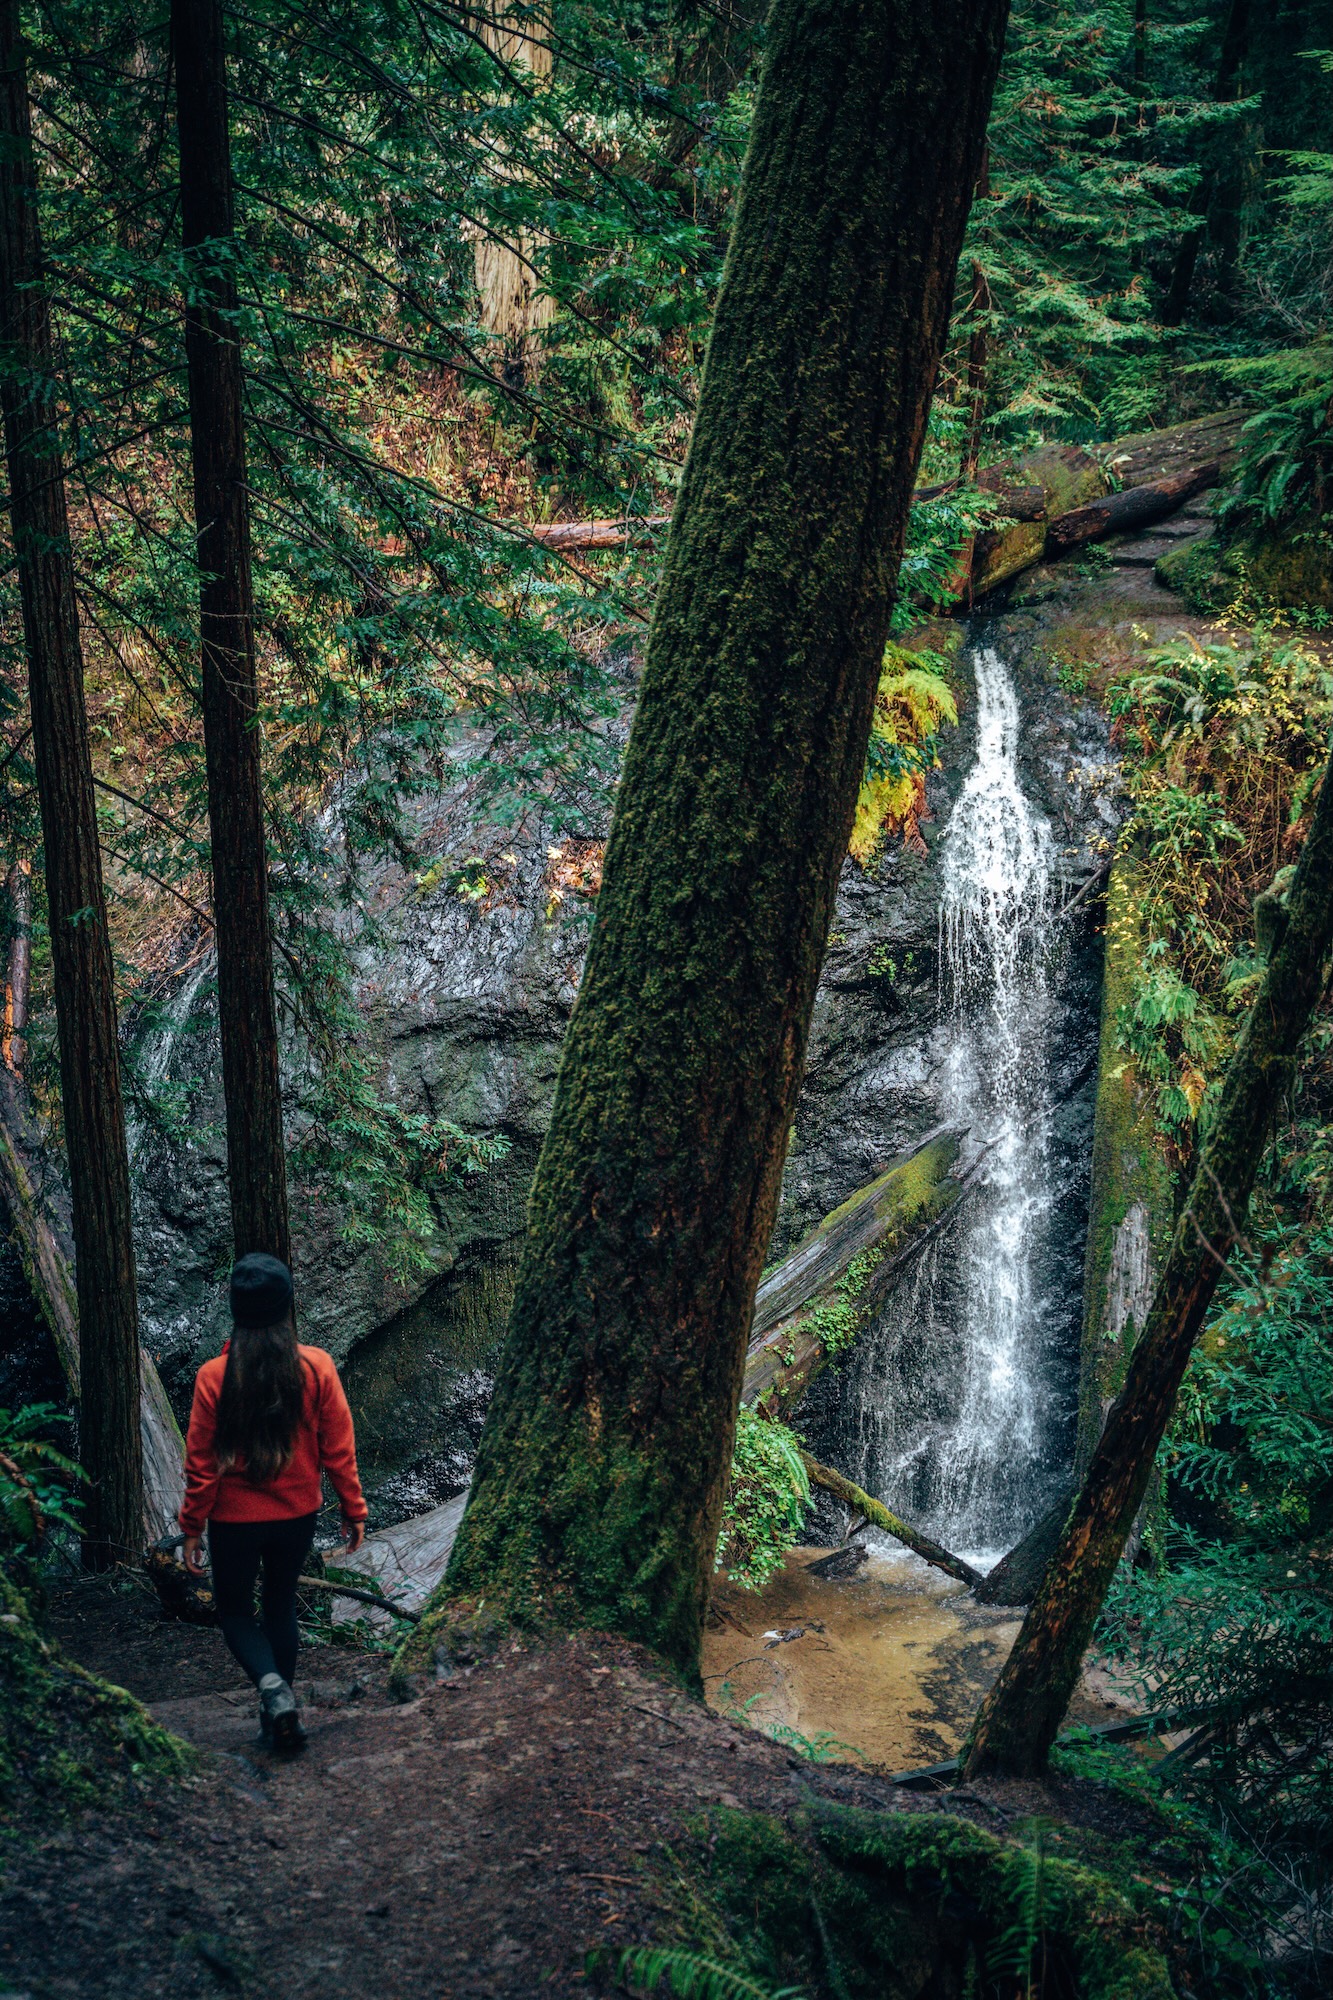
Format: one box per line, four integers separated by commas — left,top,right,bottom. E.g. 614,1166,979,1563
214,1319,307,1482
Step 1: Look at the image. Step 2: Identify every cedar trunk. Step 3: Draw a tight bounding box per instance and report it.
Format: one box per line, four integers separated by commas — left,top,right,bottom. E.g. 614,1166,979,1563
421,0,1010,1679
0,0,142,1562
172,0,289,1262
962,750,1333,1779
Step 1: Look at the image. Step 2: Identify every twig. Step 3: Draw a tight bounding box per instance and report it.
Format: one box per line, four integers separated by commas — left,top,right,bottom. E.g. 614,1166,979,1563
630,1702,688,1733
296,1574,422,1623
1059,857,1112,922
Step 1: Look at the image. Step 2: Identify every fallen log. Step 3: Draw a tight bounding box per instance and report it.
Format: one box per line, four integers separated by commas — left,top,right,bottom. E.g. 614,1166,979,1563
1045,462,1222,555
524,514,670,549
514,478,1045,554
0,1075,184,1544
801,1453,984,1590
741,1127,968,1416
331,1487,470,1623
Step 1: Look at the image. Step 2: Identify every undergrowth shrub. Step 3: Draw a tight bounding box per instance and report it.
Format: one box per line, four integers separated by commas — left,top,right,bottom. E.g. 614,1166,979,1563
1108,625,1333,1142
715,1411,809,1593
849,643,958,866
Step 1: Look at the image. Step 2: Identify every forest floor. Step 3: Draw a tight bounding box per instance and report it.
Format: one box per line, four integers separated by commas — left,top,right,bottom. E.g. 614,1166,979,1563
0,1566,1150,2000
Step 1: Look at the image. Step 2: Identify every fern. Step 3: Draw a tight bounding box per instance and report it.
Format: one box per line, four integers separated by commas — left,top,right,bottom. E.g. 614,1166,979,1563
715,1410,810,1592
613,1946,806,2000
986,1829,1049,1997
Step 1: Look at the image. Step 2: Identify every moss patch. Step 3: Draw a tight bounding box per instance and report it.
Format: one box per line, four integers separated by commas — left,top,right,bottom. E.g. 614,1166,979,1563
1157,514,1333,616
627,1801,1177,2000
1076,849,1175,1471
0,1568,191,1824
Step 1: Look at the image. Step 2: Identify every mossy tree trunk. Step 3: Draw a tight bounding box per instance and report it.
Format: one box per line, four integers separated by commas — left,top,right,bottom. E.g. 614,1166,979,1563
422,0,1010,1681
962,748,1333,1780
0,0,143,1563
172,0,290,1264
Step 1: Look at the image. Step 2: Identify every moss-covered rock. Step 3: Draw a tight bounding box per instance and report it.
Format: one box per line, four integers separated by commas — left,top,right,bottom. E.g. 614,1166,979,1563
1076,848,1175,1474
1153,534,1226,611
0,1567,190,1822
1156,512,1333,615
648,1801,1176,2000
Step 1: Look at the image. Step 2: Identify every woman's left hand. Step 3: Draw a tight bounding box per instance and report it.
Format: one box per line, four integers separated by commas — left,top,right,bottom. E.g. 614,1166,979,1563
341,1517,366,1554
182,1534,207,1575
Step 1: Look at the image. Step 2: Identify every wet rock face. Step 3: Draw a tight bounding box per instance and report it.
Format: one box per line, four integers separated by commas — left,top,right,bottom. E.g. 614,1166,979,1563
130,622,1122,1522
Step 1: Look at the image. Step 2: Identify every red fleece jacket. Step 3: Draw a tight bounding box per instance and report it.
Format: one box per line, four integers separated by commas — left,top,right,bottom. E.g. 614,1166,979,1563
179,1343,368,1537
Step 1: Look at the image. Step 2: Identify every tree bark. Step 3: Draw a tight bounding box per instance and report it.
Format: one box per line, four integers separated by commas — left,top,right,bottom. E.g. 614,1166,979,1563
471,5,556,388
0,0,142,1564
2,857,29,1072
404,0,1009,1683
0,1075,184,1544
962,745,1333,1780
172,0,289,1265
1160,0,1251,327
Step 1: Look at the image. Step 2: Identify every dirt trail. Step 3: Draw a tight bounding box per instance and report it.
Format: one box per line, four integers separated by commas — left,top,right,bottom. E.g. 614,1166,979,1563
1,1575,933,2000
2,1558,1140,1999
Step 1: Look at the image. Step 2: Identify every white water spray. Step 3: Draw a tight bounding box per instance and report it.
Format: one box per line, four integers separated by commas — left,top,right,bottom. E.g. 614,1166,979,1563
933,646,1056,1557
846,646,1061,1566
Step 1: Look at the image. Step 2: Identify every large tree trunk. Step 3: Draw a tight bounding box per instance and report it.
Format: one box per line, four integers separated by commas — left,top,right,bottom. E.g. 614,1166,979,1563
471,5,556,388
0,1076,185,1545
0,0,143,1564
962,753,1333,1780
1160,0,1251,327
2,857,29,1071
402,0,1010,1684
172,0,289,1265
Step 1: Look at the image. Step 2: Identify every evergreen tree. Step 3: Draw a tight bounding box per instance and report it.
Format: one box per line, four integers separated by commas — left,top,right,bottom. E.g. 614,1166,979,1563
0,0,141,1562
408,0,1010,1679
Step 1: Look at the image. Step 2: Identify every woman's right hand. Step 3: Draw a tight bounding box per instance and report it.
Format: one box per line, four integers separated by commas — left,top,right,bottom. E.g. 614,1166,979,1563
182,1533,207,1575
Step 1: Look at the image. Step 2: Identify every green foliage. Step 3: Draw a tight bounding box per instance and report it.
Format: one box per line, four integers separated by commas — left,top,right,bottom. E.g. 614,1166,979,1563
611,1945,805,2000
1215,341,1333,527
985,1826,1051,1996
953,0,1215,445
850,645,958,864
1102,1219,1333,1855
0,1406,84,1551
715,1411,809,1594
1107,628,1333,1139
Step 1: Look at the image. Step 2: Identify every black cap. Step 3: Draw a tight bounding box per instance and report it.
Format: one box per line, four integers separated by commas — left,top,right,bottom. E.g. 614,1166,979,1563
229,1253,294,1329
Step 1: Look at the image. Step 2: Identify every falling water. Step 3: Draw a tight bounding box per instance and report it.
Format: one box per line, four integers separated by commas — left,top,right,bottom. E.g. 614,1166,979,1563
843,645,1064,1568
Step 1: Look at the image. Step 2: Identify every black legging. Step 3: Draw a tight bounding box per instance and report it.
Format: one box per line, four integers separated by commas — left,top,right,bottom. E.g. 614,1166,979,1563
208,1512,318,1688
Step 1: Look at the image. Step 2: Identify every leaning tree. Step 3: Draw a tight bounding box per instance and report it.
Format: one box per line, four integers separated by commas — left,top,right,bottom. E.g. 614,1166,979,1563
405,0,1011,1681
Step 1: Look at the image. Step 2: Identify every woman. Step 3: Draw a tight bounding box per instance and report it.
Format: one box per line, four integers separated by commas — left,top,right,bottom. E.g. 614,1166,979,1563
180,1253,368,1752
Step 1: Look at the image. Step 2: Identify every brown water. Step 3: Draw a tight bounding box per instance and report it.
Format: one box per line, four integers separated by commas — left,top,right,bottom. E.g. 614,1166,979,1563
703,1546,1123,1772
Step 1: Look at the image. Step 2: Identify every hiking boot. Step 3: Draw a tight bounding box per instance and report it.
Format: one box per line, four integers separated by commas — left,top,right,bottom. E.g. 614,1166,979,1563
258,1673,306,1753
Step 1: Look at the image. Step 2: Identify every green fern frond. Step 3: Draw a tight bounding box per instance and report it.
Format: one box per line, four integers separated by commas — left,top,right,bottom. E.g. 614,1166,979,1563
614,1946,806,2000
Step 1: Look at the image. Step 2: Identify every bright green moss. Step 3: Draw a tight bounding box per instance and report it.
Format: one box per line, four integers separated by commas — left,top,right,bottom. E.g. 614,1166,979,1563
0,1569,191,1822
657,1802,1176,2000
1077,848,1175,1469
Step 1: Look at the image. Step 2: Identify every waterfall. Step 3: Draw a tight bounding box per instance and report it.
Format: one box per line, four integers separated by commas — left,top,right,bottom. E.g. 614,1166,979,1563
843,645,1064,1568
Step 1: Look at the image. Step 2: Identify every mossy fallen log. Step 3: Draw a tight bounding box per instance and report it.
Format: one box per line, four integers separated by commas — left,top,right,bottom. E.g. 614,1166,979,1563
741,1127,966,1417
1045,462,1222,554
801,1452,984,1588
